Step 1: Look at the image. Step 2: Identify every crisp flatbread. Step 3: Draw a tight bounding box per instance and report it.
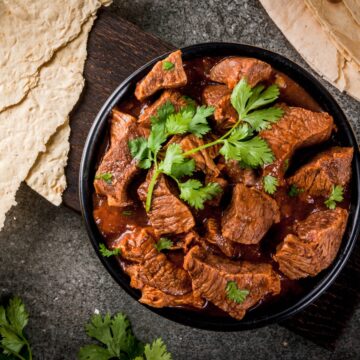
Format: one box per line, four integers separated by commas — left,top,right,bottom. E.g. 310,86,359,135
259,0,339,82
0,17,94,229
305,0,360,67
26,119,70,206
343,0,360,26
0,0,110,113
259,0,360,101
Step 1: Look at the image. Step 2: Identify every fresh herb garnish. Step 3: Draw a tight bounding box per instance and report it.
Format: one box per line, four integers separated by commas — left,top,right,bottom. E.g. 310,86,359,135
284,158,290,172
288,184,303,197
78,312,172,360
324,185,344,209
263,175,278,195
95,173,113,184
129,101,219,212
225,281,249,304
162,61,175,71
154,238,173,252
129,78,283,212
99,243,121,258
0,297,32,360
122,210,134,216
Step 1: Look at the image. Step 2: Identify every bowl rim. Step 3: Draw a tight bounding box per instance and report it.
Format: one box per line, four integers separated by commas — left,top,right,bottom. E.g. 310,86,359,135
79,42,360,331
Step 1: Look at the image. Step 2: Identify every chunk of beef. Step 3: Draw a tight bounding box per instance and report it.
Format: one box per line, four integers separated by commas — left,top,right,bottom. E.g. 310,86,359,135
118,227,192,295
139,285,205,309
94,110,148,207
210,57,273,88
135,50,187,101
275,72,321,112
169,231,199,252
222,159,259,186
205,218,240,257
179,134,220,177
202,84,231,106
288,147,353,197
274,208,348,279
184,246,281,320
138,90,188,127
138,171,195,236
222,183,280,244
260,106,334,179
203,85,236,130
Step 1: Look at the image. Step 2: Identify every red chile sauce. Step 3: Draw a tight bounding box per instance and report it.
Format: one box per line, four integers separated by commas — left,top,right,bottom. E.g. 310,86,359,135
92,56,351,318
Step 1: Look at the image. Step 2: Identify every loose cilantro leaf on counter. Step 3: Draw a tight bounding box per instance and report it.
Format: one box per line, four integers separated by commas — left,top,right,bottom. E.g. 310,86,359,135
226,281,249,304
78,312,171,360
154,238,173,252
324,185,344,209
263,175,278,195
288,185,303,197
0,297,32,360
162,61,174,71
178,180,222,210
95,173,113,184
99,243,120,258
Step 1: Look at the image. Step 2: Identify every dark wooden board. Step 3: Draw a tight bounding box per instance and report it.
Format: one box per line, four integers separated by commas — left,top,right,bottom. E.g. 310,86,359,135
63,7,360,349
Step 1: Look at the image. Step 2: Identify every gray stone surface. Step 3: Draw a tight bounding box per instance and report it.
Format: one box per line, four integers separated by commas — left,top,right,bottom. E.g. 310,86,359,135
0,0,359,359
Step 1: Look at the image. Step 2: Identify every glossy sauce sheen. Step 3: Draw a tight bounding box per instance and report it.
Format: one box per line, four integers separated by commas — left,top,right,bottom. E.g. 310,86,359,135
93,56,351,317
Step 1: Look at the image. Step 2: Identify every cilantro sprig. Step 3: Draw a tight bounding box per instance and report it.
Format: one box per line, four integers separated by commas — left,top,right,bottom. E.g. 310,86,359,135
324,185,344,209
99,243,121,258
225,281,249,304
129,101,219,212
95,173,113,184
154,238,173,252
78,312,172,360
129,78,283,212
288,184,303,197
263,175,278,195
162,61,174,71
0,297,32,360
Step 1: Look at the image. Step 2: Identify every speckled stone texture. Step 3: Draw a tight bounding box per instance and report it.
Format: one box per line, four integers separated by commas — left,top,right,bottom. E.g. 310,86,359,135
0,1,359,359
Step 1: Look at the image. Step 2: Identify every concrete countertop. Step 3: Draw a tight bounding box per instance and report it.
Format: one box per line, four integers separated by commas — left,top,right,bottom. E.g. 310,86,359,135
0,1,359,359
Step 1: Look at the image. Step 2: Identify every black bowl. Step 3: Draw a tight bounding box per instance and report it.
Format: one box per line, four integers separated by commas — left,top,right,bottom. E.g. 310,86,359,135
79,42,360,330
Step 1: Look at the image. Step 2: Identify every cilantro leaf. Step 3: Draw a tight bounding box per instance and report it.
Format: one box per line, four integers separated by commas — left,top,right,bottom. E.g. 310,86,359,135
324,185,344,209
288,185,303,197
144,338,172,360
0,297,32,360
79,312,169,360
246,84,280,111
99,243,120,258
128,138,151,169
170,158,196,178
78,344,111,360
163,61,175,71
160,144,185,175
148,123,167,155
220,132,274,167
154,238,173,252
95,173,112,184
151,102,175,126
226,281,249,304
230,78,253,118
243,106,283,131
263,175,278,195
179,180,222,210
188,105,214,137
165,113,191,136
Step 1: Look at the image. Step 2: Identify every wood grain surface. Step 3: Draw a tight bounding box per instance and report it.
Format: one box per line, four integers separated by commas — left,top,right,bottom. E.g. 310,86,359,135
63,7,360,349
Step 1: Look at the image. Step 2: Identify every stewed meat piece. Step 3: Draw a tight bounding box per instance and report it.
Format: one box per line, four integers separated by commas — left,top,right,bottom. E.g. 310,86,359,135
222,183,280,244
94,109,148,207
287,147,353,197
202,85,237,130
117,228,204,309
179,134,220,177
260,106,334,179
222,159,259,186
274,208,348,279
209,57,273,88
118,227,192,295
135,50,187,101
138,171,195,236
138,90,188,127
184,246,281,320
